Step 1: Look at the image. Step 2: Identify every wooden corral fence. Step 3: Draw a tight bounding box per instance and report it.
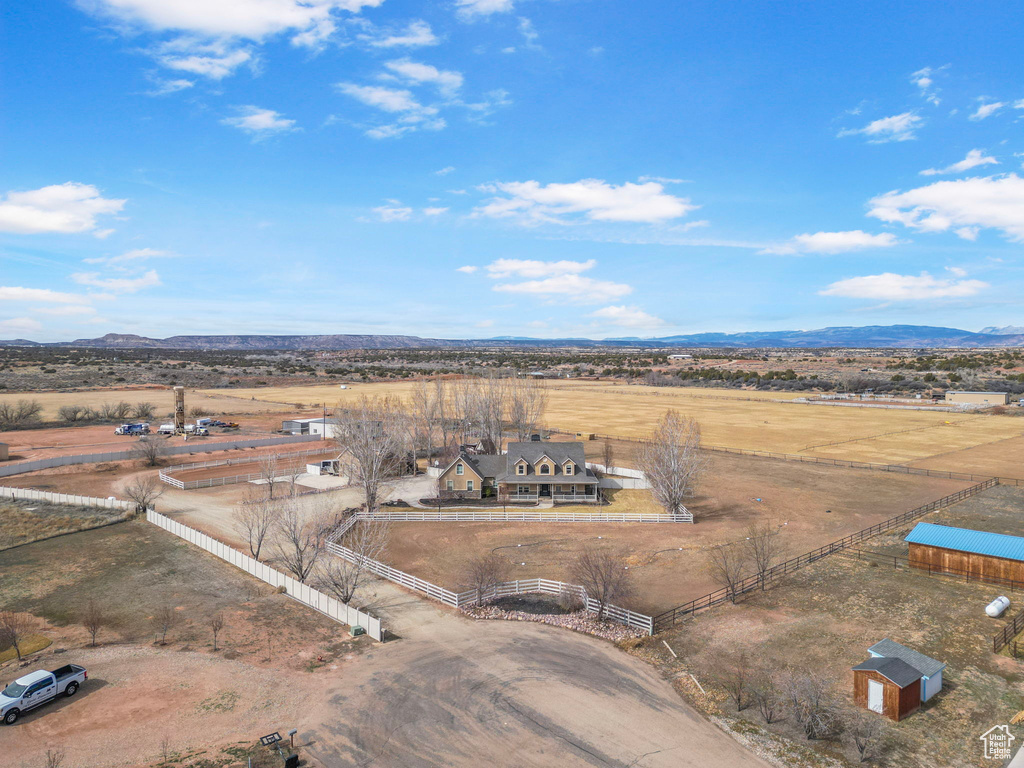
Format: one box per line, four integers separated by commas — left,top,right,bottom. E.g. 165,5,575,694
560,430,1024,486
146,509,383,640
650,478,998,633
326,517,654,634
994,607,1024,654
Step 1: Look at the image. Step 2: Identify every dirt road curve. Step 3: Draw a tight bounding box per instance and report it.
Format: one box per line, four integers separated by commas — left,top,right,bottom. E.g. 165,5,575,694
299,583,771,768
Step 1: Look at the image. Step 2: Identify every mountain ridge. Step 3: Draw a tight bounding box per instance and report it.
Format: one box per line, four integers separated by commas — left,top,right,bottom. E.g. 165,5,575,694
2,325,1024,350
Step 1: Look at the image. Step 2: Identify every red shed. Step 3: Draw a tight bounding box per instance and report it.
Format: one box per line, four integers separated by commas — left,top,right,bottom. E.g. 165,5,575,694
852,657,922,721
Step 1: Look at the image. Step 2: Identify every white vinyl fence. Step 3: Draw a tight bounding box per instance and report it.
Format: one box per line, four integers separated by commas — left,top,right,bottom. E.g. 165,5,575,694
327,518,653,634
1,486,135,512
158,446,338,490
146,510,382,641
0,434,323,479
362,508,681,523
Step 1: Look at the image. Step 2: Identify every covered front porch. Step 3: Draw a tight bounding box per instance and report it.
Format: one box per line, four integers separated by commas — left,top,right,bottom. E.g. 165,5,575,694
498,481,600,503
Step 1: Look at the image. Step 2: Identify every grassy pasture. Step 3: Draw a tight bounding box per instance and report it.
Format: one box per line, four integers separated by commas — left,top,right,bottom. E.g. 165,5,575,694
208,380,1024,471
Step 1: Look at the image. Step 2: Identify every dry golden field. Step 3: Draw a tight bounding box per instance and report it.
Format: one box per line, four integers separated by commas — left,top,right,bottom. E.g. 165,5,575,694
0,387,294,421
209,380,1024,472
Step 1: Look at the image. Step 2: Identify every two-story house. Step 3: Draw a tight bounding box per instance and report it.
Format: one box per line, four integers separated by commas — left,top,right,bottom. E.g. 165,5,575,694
437,441,599,502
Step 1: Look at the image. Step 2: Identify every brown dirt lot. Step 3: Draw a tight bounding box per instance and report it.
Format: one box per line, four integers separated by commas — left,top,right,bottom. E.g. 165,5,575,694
649,487,1024,767
0,498,129,551
384,453,973,615
168,449,340,485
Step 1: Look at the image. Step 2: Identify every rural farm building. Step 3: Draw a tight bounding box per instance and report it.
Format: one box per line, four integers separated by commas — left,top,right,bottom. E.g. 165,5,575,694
906,522,1024,583
945,391,1010,406
0,442,7,461
853,640,944,721
282,417,336,438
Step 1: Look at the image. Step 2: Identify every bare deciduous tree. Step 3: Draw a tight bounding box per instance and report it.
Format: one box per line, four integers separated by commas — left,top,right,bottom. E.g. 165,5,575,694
707,543,748,603
209,613,225,651
717,652,751,711
0,611,34,661
508,377,547,442
751,668,784,724
58,404,87,423
745,520,786,589
258,454,281,500
81,600,106,647
316,514,390,605
602,441,615,472
461,552,511,606
569,545,634,621
637,411,708,522
333,396,410,514
123,475,165,513
151,605,180,645
780,669,841,740
133,436,167,467
0,399,43,430
273,502,329,583
846,708,888,762
411,379,440,465
44,747,66,768
132,401,156,420
233,488,280,560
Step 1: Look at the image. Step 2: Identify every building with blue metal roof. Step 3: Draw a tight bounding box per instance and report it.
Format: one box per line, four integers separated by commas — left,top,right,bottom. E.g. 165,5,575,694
906,522,1024,584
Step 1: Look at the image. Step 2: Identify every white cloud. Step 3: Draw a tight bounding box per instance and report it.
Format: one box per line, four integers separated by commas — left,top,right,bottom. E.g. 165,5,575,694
362,20,438,47
838,112,922,143
157,41,254,80
920,149,998,176
147,78,195,95
760,230,903,256
221,106,297,137
83,247,171,267
820,271,988,300
969,101,1005,121
475,319,494,328
71,269,162,293
456,0,515,19
588,305,666,328
456,265,478,273
0,182,125,235
0,286,91,304
337,83,427,113
518,17,539,48
485,258,596,278
373,204,413,222
435,166,456,175
0,317,43,335
423,207,449,216
475,179,698,224
493,274,633,303
868,174,1024,242
383,59,463,96
910,66,945,105
85,0,383,41
35,305,98,317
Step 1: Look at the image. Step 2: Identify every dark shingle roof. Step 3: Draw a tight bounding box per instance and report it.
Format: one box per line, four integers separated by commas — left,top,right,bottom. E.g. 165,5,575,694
506,441,586,467
867,639,945,677
852,657,922,688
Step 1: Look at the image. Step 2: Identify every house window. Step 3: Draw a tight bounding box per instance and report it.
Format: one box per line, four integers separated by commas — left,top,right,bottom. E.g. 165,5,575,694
467,480,474,491
517,463,525,475
518,485,530,495
564,462,574,474
540,464,550,475
456,463,464,475
446,480,454,491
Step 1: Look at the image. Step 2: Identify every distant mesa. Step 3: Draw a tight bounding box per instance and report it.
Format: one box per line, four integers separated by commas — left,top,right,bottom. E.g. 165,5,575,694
3,324,1024,350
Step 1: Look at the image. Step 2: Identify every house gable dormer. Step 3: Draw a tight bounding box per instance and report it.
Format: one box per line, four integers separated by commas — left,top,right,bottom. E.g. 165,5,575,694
514,459,529,476
533,454,555,476
562,459,575,476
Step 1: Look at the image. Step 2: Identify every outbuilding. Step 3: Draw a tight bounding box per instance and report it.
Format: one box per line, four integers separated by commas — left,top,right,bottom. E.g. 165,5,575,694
945,391,1010,406
0,442,7,462
906,522,1024,583
853,639,945,721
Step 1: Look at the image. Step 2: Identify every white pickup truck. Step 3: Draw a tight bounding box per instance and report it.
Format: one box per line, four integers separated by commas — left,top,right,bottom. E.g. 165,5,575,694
0,664,87,724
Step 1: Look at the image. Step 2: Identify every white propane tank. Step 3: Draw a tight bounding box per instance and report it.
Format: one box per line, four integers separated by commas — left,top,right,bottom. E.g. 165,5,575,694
986,596,1011,617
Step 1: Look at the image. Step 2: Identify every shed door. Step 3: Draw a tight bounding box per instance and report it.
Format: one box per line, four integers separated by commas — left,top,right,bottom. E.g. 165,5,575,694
867,680,884,714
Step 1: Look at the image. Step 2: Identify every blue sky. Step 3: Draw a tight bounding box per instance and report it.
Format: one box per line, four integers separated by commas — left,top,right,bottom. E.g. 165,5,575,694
2,1,1023,341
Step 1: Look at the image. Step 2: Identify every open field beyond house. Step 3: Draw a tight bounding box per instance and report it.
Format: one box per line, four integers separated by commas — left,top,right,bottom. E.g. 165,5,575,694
0,518,774,768
649,485,1024,768
383,452,973,615
206,380,1024,475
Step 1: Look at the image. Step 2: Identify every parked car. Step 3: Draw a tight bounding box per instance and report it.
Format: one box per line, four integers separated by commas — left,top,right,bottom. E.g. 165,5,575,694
1,664,87,724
